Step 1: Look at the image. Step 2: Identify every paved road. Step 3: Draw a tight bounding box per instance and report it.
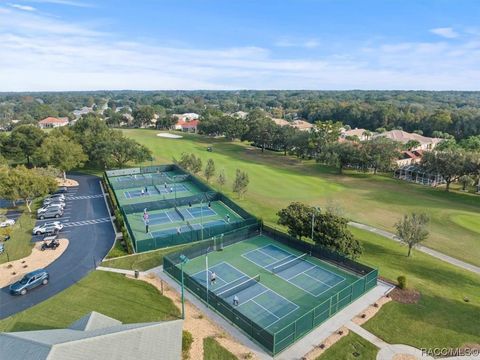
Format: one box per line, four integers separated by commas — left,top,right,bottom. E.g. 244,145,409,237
0,174,115,319
349,222,480,275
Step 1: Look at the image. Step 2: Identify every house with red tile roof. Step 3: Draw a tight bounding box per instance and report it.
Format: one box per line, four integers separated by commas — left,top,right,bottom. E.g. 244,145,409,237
38,117,69,129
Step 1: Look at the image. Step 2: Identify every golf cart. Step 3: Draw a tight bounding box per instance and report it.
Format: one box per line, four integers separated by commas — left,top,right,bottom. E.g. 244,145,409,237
41,235,60,251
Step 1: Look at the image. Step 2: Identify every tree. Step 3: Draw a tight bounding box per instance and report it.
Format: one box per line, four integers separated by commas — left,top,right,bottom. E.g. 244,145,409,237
459,175,474,191
107,132,152,168
318,141,361,174
277,202,312,239
395,213,429,257
217,169,226,189
243,115,276,152
0,166,57,212
312,211,362,259
190,155,202,174
403,140,421,151
311,120,343,155
132,106,155,128
177,153,193,171
361,138,399,174
204,159,216,182
232,169,249,198
156,115,177,130
33,135,87,180
4,125,46,165
421,149,466,191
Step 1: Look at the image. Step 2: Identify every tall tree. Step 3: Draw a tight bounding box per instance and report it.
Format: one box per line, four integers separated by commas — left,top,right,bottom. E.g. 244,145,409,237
204,159,216,182
421,149,466,191
217,169,226,189
33,135,87,180
361,138,399,174
395,213,430,257
277,202,313,239
107,132,152,168
318,141,361,174
132,106,155,128
4,125,46,165
232,169,249,198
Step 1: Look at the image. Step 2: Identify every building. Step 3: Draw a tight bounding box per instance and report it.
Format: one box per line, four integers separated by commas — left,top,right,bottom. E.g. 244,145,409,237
172,113,200,122
396,150,424,167
271,118,290,127
374,130,442,150
38,117,69,129
175,119,199,133
73,106,94,119
291,119,314,131
340,128,371,141
0,311,183,360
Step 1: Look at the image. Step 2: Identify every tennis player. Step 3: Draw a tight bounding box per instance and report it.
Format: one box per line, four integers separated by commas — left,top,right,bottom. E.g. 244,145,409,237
210,271,217,285
233,295,239,306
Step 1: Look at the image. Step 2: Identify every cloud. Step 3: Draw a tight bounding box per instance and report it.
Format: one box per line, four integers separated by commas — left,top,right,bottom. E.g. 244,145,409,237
430,27,459,39
21,0,93,7
275,38,320,48
0,9,479,91
8,3,36,11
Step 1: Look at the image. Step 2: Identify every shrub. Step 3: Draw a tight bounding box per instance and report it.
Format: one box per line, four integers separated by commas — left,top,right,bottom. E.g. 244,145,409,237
397,275,407,289
182,330,193,359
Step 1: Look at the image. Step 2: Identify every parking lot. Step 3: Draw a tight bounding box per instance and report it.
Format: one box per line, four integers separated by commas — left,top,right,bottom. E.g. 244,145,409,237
0,174,115,319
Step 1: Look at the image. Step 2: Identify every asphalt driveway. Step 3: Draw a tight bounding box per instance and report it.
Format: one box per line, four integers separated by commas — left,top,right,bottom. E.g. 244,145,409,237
0,173,115,319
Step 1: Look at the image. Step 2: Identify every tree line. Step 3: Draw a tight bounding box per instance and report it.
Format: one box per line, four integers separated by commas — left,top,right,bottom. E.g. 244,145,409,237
2,90,480,140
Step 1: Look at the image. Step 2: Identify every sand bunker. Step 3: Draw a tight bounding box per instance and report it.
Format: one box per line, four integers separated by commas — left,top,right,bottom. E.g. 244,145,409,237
157,133,183,139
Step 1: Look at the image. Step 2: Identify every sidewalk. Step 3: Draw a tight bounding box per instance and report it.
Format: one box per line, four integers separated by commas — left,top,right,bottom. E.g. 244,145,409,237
349,222,480,275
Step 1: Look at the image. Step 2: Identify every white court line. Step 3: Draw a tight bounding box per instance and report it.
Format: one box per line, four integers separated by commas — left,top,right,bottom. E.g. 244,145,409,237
164,211,173,222
250,299,279,319
264,305,299,330
267,244,347,283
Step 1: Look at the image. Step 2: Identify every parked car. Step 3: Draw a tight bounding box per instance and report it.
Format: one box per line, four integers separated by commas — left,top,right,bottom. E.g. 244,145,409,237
37,208,63,220
37,203,65,214
0,218,15,228
54,187,68,194
32,221,63,235
43,198,66,207
48,194,66,201
0,243,4,254
9,269,49,295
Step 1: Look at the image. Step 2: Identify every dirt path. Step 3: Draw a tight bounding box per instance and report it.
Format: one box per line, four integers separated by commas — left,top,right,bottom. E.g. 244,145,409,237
0,239,69,287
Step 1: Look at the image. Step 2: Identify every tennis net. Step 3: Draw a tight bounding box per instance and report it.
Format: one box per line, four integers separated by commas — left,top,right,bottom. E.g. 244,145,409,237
175,206,185,221
186,221,194,231
272,253,308,274
217,275,260,298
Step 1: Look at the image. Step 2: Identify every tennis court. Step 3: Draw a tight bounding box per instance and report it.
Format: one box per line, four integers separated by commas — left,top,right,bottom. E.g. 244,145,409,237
242,244,345,297
123,186,159,199
127,200,243,242
168,231,378,355
191,262,298,329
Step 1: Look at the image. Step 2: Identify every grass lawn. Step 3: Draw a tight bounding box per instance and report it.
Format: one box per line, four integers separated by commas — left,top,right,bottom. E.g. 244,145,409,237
122,129,480,267
316,332,378,360
105,238,129,259
353,227,480,349
0,271,180,332
101,243,193,271
203,337,238,360
0,202,40,264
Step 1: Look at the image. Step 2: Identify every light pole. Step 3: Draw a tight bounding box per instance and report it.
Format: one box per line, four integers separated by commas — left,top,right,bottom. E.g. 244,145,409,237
200,199,204,242
205,246,210,309
179,254,189,319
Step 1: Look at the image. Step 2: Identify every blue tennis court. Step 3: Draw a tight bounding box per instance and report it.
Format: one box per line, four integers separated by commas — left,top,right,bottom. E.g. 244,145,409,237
150,225,190,238
155,183,189,195
242,244,345,297
146,212,172,226
191,262,298,329
187,206,216,218
124,186,159,199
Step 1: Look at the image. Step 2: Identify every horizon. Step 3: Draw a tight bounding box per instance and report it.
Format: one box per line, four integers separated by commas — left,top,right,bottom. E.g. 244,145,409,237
1,0,480,91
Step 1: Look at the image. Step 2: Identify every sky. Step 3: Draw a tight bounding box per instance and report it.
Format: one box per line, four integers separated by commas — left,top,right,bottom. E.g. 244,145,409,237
0,0,479,91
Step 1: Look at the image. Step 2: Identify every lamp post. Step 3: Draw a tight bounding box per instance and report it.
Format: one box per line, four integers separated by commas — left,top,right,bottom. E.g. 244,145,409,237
179,254,189,319
205,246,210,309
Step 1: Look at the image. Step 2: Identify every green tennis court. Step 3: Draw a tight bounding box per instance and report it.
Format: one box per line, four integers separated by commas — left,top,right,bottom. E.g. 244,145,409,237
165,230,377,355
126,200,244,242
179,234,360,333
116,180,204,206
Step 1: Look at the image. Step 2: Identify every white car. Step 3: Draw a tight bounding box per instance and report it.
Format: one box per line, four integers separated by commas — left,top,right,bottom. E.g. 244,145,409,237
37,203,65,214
0,219,15,228
32,221,63,235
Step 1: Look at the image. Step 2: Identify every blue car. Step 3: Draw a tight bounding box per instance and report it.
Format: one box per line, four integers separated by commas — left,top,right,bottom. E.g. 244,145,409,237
9,269,49,295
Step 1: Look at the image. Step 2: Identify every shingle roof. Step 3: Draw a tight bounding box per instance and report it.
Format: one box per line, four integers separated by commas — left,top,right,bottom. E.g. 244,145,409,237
69,311,121,331
38,117,69,124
